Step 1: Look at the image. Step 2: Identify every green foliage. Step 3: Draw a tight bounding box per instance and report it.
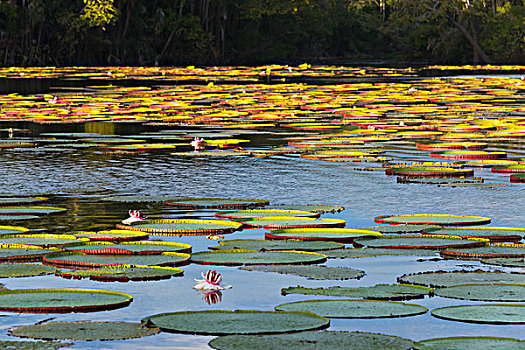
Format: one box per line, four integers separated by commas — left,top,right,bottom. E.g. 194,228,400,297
80,0,118,29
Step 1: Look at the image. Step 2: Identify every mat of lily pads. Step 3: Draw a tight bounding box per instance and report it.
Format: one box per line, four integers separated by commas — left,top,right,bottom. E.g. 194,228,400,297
56,265,184,282
431,304,525,324
0,197,48,205
211,239,343,252
281,284,433,300
43,251,190,268
209,331,414,350
190,249,326,266
0,234,88,247
353,235,487,249
239,217,346,229
65,241,192,254
0,263,56,278
0,206,67,216
265,228,380,242
0,245,61,262
0,225,30,234
117,219,242,235
360,225,441,234
374,214,491,226
9,321,160,341
240,265,365,280
398,270,525,288
481,257,525,267
414,336,525,350
265,204,345,213
142,310,329,335
323,248,439,259
215,209,320,219
164,198,269,209
72,230,149,242
440,244,525,259
424,227,525,241
434,283,525,302
275,299,428,318
0,340,72,349
0,288,132,313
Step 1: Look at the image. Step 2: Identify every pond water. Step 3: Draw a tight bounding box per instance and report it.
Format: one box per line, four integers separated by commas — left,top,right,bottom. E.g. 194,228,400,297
0,71,524,348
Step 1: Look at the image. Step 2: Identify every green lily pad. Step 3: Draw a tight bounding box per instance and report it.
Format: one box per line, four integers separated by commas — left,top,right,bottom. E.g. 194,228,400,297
215,209,320,219
43,251,190,268
191,249,326,266
210,331,414,350
164,198,269,209
265,204,345,214
282,284,433,300
142,310,329,335
0,340,72,349
275,299,428,318
434,283,525,302
396,177,483,184
0,197,48,205
481,257,525,267
10,321,160,341
0,206,67,216
323,248,439,259
0,215,41,221
440,244,525,260
374,214,491,226
117,219,242,235
425,227,525,241
0,234,88,248
0,226,30,235
0,263,56,278
0,288,132,313
240,265,364,280
353,235,487,249
56,264,184,282
103,195,187,203
236,217,346,230
398,270,525,288
65,241,192,254
414,336,525,350
211,239,343,252
0,244,62,262
431,304,525,324
72,229,149,242
266,228,380,242
360,225,441,234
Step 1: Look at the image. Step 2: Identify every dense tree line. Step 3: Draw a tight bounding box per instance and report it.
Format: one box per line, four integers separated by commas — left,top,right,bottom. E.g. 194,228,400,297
0,0,523,66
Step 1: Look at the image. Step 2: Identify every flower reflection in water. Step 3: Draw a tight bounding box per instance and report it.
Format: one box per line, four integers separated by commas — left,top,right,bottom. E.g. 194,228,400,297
199,290,223,305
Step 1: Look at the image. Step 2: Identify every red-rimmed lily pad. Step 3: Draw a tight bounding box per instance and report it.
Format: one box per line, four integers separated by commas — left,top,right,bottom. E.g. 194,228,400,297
431,304,525,324
55,264,184,282
398,270,524,288
265,228,380,242
65,241,192,254
72,229,149,242
142,310,330,335
440,243,525,260
235,217,346,230
510,174,525,183
0,263,56,278
434,284,525,302
265,204,345,214
275,299,428,318
0,234,88,248
353,235,487,250
209,331,414,350
481,257,525,267
374,214,491,226
43,251,190,268
414,336,525,350
0,340,72,349
117,219,242,236
211,239,343,251
0,288,132,313
385,167,474,177
164,197,269,209
215,209,320,219
9,321,160,341
324,248,439,259
0,244,62,262
492,164,525,173
360,225,441,233
0,206,67,216
0,197,49,206
424,227,525,242
0,226,30,235
240,265,365,280
430,151,506,160
281,284,433,300
190,249,326,266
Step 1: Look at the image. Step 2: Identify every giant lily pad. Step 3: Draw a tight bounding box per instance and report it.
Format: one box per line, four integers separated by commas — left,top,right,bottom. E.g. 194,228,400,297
440,244,525,260
209,331,414,350
164,198,269,209
142,310,330,335
360,225,442,233
9,321,159,341
265,204,345,214
103,195,187,203
398,270,525,288
0,226,30,235
266,228,380,242
211,239,343,251
275,299,428,318
0,234,88,248
0,263,56,278
43,251,190,268
434,284,525,302
0,288,132,313
240,265,365,280
0,197,48,206
56,264,184,282
65,241,192,254
431,304,525,324
385,166,474,177
215,209,320,219
281,284,433,300
0,244,62,262
72,229,149,242
233,217,346,230
0,215,40,221
190,249,326,266
374,214,491,226
0,206,67,216
323,248,439,259
116,219,242,235
424,227,525,242
353,235,487,249
0,340,72,349
414,336,525,350
481,257,525,267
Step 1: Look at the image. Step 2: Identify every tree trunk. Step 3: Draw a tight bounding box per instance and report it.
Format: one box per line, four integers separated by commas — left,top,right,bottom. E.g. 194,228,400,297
156,0,186,65
447,15,491,63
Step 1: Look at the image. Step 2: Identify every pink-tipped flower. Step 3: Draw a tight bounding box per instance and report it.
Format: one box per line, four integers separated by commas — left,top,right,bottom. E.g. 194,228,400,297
191,137,205,151
193,270,231,291
122,210,147,225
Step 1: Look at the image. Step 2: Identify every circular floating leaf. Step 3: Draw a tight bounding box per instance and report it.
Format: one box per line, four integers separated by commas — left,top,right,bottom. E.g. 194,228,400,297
0,197,48,206
492,164,525,174
43,251,190,268
210,331,414,350
0,234,88,248
0,206,67,216
385,166,474,177
361,225,441,234
431,304,525,324
142,310,329,335
103,195,188,203
396,177,483,185
0,263,56,278
0,215,41,221
117,219,242,236
215,209,320,219
0,244,62,262
0,340,72,349
10,321,159,341
482,257,525,267
65,241,192,254
265,204,345,214
0,288,132,313
374,214,491,226
440,243,525,260
430,151,506,160
425,227,525,242
275,299,428,318
164,198,269,209
398,270,525,288
510,174,525,183
0,226,30,235
233,217,346,230
266,228,380,243
240,265,364,280
435,284,525,302
212,239,343,252
56,264,184,282
414,336,525,350
353,235,487,250
191,249,326,266
282,284,433,300
73,229,149,242
324,248,438,259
